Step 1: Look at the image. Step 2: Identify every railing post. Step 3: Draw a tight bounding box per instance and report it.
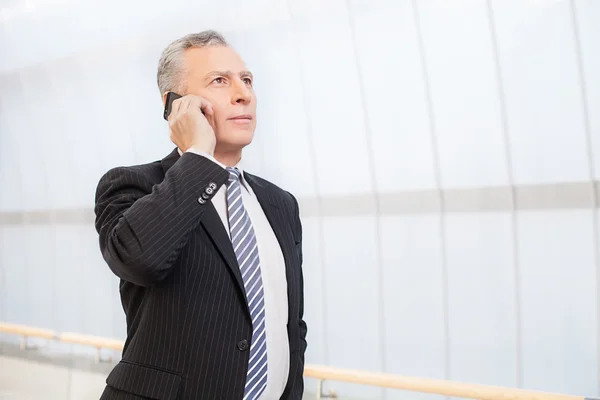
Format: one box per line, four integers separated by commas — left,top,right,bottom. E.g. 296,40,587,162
315,379,337,400
94,347,113,364
19,335,38,350
19,335,28,350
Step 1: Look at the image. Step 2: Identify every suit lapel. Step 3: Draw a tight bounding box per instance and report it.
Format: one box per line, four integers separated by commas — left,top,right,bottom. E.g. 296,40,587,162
198,204,247,303
244,173,285,244
245,173,299,340
244,173,297,293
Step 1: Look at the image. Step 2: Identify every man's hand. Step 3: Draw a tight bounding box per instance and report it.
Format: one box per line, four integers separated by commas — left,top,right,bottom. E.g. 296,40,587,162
168,95,216,156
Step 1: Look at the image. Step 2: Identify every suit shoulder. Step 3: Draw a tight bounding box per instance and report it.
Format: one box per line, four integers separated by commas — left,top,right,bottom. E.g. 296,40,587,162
98,159,163,186
249,174,298,209
95,158,164,201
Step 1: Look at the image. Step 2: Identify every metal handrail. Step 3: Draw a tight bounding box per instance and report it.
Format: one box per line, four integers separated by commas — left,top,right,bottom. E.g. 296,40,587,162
1,321,596,400
303,365,590,400
0,321,57,350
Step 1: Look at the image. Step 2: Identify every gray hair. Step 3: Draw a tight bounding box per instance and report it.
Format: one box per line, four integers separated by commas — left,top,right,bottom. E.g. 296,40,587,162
157,30,228,95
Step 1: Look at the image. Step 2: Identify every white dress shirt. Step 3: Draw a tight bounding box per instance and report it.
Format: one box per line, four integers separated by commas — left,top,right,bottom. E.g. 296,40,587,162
182,148,290,399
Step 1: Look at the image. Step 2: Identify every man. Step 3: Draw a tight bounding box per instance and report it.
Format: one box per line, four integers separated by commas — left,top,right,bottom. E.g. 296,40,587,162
94,30,307,400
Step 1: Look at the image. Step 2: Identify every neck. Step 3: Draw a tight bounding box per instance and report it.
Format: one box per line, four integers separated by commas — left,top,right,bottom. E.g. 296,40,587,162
214,148,242,167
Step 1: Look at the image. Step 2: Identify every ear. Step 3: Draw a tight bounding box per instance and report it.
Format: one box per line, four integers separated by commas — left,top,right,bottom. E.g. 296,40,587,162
162,92,169,107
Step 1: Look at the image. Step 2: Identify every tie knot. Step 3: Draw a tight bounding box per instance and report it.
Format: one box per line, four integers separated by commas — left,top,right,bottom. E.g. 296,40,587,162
227,167,241,182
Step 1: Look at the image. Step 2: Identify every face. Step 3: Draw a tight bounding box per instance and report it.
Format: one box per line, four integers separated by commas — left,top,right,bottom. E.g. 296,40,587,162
181,46,257,153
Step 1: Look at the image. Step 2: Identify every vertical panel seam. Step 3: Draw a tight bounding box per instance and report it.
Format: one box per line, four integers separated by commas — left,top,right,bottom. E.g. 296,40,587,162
411,0,451,394
284,0,330,368
344,1,386,398
485,0,523,389
569,0,600,395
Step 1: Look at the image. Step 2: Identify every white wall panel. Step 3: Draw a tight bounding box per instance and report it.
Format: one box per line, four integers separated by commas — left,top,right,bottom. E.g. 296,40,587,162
418,0,509,189
573,0,600,180
0,228,28,323
518,210,597,395
25,226,57,331
96,50,167,168
0,78,24,212
77,51,158,172
18,69,55,210
52,226,86,336
445,213,518,387
352,0,438,192
381,215,446,400
3,77,44,211
492,0,589,185
322,216,382,399
292,6,374,197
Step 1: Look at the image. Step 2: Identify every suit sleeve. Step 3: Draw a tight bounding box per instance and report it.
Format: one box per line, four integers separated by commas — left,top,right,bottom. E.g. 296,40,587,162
94,153,229,286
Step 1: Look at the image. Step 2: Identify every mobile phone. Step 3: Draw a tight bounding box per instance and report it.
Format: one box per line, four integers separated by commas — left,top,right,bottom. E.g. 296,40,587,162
163,92,182,120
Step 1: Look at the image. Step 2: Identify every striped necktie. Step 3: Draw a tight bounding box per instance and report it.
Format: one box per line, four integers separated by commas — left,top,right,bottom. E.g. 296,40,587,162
226,167,268,400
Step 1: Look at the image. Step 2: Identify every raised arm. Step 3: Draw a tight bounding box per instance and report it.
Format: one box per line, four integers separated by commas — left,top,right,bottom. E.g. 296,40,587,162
94,153,228,286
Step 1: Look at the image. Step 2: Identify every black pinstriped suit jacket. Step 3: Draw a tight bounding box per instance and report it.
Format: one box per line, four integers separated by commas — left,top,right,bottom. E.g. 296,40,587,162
94,148,307,400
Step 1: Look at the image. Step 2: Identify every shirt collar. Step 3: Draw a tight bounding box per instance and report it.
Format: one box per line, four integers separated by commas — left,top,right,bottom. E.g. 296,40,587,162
231,162,250,192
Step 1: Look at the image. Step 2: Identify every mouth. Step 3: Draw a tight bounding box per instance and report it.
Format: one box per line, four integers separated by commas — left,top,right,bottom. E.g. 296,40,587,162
228,115,253,121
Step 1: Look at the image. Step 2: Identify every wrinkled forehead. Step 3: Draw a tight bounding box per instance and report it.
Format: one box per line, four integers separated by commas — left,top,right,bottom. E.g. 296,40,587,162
184,46,250,81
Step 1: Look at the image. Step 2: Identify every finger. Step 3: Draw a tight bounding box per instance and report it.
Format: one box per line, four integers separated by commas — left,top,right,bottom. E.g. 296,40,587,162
180,96,194,115
169,97,184,121
188,95,213,117
202,103,214,117
197,97,214,117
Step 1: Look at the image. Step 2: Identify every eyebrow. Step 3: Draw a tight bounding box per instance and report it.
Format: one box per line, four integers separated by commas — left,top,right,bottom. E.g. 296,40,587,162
206,70,253,80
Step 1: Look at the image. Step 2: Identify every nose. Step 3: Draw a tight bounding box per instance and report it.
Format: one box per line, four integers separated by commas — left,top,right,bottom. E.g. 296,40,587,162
231,79,252,105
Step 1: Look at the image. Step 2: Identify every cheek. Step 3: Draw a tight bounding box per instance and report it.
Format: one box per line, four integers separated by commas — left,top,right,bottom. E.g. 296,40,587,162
210,107,227,127
200,92,223,118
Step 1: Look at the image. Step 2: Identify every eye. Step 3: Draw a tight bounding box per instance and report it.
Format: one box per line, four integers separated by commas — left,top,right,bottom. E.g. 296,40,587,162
243,77,253,86
212,77,225,84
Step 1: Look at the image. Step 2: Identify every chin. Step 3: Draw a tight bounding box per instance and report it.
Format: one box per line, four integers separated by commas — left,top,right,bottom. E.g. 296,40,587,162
218,129,255,150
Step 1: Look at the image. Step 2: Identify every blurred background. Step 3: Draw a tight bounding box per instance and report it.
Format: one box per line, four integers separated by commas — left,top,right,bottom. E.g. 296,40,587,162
1,0,599,399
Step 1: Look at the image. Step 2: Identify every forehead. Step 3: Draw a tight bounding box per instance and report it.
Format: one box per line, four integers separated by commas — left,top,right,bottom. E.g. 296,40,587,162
184,46,248,76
